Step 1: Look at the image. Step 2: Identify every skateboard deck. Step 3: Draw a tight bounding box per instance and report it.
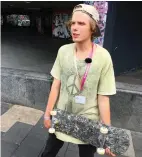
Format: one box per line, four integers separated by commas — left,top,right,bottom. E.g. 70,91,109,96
49,109,130,155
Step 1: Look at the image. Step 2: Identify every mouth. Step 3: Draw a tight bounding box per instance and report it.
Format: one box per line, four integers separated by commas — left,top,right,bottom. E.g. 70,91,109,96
72,33,79,38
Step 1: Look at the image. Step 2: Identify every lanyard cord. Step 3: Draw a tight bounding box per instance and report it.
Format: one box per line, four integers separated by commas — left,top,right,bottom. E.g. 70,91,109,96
74,43,95,91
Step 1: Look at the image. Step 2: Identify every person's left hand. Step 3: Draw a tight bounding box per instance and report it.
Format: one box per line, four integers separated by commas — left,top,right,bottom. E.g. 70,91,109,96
105,148,116,156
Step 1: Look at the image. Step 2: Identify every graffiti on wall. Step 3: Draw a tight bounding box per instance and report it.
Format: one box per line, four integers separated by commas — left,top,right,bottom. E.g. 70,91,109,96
6,14,30,27
84,1,108,46
52,12,71,39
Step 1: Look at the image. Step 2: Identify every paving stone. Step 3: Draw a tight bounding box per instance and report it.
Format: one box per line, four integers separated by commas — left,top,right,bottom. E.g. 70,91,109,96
131,131,142,151
2,122,33,145
135,150,142,157
1,102,13,115
29,116,48,136
11,144,41,157
57,142,69,157
1,104,43,132
11,117,48,157
11,133,47,157
1,131,5,137
65,150,79,157
123,130,135,157
68,143,79,152
1,140,19,157
94,153,125,157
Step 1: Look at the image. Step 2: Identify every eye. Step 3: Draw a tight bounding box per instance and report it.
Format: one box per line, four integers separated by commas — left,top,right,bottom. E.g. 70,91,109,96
71,21,75,25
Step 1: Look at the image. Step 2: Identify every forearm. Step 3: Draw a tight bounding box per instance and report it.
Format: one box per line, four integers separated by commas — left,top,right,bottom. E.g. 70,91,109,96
98,95,111,126
45,79,60,116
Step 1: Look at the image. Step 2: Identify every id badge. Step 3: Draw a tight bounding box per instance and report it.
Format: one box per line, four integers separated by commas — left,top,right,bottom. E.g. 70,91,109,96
75,96,86,104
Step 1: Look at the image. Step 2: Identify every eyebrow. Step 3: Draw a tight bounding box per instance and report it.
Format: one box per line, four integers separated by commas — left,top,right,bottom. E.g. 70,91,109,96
78,21,85,24
71,21,86,24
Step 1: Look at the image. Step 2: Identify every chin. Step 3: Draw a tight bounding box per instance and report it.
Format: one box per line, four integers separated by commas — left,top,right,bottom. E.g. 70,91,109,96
72,38,83,43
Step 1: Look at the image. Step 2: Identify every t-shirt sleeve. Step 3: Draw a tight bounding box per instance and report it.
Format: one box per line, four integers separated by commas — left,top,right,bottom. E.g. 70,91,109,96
97,52,116,95
50,47,62,80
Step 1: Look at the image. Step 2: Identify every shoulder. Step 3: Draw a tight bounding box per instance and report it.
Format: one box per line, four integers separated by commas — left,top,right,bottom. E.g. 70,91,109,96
96,44,111,60
58,43,75,54
96,44,113,65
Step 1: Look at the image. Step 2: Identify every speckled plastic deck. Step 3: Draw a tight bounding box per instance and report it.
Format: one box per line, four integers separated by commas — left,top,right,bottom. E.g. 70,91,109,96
50,109,130,155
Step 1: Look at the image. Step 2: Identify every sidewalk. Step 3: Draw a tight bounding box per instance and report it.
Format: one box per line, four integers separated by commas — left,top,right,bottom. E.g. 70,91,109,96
1,103,142,157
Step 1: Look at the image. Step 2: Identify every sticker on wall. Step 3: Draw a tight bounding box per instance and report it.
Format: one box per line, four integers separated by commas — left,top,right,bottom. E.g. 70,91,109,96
84,1,108,46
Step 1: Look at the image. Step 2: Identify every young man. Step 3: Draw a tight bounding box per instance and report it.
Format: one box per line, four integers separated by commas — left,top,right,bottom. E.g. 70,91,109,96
41,4,116,157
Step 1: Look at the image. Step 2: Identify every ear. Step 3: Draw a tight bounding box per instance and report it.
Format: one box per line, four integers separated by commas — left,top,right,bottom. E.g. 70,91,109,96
95,25,101,37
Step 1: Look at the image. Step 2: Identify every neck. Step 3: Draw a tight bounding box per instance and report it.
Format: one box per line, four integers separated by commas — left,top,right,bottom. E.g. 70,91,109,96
75,40,93,54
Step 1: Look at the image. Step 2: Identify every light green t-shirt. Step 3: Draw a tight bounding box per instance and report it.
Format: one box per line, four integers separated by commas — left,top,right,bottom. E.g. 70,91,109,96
50,43,116,144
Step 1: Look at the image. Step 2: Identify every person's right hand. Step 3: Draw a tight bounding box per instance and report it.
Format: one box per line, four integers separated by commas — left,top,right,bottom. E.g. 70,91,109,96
44,118,51,129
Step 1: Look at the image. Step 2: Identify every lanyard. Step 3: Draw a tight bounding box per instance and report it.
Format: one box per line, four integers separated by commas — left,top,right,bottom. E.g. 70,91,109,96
74,44,95,91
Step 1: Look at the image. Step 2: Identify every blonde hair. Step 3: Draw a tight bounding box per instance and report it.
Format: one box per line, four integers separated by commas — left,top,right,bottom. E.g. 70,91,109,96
66,17,101,41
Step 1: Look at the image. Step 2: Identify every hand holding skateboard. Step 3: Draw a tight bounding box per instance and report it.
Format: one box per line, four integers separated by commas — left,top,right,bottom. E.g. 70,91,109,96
44,114,51,129
48,109,130,156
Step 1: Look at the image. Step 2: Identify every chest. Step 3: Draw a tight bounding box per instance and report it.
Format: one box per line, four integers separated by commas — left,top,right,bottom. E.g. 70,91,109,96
61,52,103,82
